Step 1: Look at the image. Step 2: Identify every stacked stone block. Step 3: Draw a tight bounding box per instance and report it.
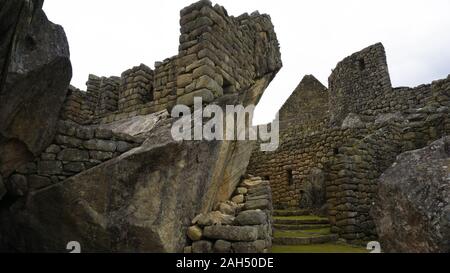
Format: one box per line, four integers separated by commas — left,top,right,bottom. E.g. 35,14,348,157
60,0,281,125
248,41,450,244
118,64,153,113
96,76,121,116
328,43,393,126
152,57,177,110
176,1,234,106
327,100,450,243
86,74,102,111
328,44,436,126
184,175,273,253
278,75,329,131
249,127,368,209
60,85,94,125
4,120,141,197
326,123,402,242
177,1,281,104
431,75,450,107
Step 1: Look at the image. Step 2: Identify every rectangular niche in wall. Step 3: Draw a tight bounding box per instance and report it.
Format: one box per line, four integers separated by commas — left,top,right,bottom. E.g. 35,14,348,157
358,58,366,71
222,77,235,94
287,169,293,185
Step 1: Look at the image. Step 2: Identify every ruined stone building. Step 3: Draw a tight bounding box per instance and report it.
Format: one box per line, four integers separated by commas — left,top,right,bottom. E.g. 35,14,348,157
0,0,280,252
248,43,450,245
0,0,448,253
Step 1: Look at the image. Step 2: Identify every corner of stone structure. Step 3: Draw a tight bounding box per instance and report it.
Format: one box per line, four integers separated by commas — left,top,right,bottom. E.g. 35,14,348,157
328,42,392,126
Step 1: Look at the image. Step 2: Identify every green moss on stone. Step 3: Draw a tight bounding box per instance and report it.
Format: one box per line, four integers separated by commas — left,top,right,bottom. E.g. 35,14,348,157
271,244,369,253
274,228,331,238
274,215,328,221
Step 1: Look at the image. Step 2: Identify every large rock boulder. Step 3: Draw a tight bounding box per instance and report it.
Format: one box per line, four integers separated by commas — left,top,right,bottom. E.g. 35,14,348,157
372,137,450,253
0,0,72,176
0,115,257,252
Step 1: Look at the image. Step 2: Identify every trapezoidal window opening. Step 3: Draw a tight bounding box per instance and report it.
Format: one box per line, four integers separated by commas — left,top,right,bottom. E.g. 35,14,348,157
287,169,293,185
222,77,235,94
358,58,366,71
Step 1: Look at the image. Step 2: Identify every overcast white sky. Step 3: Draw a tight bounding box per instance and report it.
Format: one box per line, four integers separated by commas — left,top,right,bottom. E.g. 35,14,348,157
43,0,450,124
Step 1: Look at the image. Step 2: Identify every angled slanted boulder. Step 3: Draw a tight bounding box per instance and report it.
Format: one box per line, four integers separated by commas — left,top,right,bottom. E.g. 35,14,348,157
372,137,450,253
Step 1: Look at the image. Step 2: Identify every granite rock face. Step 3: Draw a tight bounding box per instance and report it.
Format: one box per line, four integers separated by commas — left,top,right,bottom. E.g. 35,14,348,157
372,137,450,253
0,0,72,176
0,128,243,252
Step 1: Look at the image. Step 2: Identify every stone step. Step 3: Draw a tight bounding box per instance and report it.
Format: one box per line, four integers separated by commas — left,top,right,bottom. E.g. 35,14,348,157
273,227,332,238
273,234,338,245
271,243,369,253
274,217,329,225
273,223,330,230
273,209,310,217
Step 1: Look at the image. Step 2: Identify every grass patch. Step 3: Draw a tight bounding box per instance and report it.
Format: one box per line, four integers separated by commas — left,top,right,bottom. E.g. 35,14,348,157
271,244,369,253
274,215,328,221
274,209,308,213
274,228,331,238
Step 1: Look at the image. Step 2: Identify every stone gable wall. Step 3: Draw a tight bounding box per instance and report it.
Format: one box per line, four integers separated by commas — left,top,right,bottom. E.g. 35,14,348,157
248,41,450,244
278,75,329,131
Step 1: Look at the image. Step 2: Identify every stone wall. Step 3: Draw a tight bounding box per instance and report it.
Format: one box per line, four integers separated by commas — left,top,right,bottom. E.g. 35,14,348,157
4,120,141,197
328,43,434,126
248,41,450,244
359,84,432,117
97,76,121,116
326,95,450,243
278,75,329,131
61,85,93,125
118,64,154,114
328,43,393,126
249,127,367,209
326,123,402,242
60,0,281,126
184,175,273,253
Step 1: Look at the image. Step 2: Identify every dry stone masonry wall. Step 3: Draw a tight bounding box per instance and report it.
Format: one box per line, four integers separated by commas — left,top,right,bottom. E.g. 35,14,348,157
328,43,433,126
60,0,281,126
184,175,273,253
248,42,450,244
3,0,447,253
278,75,329,131
61,85,94,125
5,120,141,197
328,43,393,126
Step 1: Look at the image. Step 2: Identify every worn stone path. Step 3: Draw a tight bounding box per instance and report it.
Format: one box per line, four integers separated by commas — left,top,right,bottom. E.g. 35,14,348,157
271,210,368,253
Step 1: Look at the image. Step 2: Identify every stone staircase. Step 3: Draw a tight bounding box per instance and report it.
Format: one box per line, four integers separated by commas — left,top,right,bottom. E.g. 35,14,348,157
272,209,338,246
271,210,369,252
